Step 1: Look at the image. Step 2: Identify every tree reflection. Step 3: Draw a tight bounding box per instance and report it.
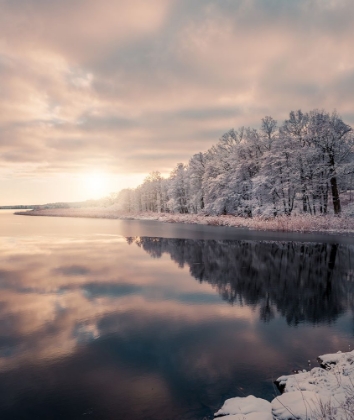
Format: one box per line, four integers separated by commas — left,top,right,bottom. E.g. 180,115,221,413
128,237,354,325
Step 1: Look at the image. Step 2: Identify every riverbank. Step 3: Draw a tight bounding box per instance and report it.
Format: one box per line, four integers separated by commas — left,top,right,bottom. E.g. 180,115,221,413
15,207,354,234
215,349,354,419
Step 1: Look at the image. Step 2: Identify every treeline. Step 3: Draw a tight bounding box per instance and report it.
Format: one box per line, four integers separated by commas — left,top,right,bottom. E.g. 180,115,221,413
0,205,36,209
116,109,354,217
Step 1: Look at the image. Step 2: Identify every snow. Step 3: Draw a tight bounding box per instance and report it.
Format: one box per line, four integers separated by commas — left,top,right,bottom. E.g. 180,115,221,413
216,414,272,420
214,396,272,420
318,350,346,366
271,391,331,419
15,208,354,234
215,349,354,420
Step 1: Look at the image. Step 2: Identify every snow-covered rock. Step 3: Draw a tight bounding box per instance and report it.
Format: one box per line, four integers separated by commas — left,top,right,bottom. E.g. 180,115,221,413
214,395,272,420
318,350,347,367
273,350,354,419
272,391,331,419
215,349,354,420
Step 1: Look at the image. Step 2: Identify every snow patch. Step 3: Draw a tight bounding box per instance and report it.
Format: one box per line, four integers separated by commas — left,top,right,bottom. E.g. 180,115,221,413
272,391,331,419
214,395,272,420
215,349,354,420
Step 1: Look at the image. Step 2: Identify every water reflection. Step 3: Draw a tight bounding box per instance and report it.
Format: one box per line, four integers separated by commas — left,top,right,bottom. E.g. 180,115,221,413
0,233,353,419
130,237,354,325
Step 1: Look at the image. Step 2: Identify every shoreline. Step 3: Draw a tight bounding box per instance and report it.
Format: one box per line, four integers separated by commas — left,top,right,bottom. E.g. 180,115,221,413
214,349,354,420
15,207,354,235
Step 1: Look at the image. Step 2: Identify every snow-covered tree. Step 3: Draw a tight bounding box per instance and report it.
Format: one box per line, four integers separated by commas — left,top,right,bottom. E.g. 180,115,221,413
188,153,206,213
306,110,353,214
114,109,354,218
168,163,190,213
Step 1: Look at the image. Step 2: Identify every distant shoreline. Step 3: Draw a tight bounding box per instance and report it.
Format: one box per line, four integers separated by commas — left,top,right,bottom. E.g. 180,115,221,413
15,207,354,234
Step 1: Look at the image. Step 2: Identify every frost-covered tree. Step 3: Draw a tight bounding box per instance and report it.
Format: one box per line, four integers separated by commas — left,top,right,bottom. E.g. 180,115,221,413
306,110,353,214
279,110,310,213
168,163,189,213
202,128,246,215
260,116,277,149
114,108,354,218
188,153,206,213
262,133,299,216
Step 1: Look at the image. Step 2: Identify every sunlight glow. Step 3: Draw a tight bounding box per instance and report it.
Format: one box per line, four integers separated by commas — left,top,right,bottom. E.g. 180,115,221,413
81,172,111,199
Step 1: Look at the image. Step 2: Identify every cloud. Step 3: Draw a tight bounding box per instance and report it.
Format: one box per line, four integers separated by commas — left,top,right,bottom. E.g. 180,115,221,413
0,0,354,201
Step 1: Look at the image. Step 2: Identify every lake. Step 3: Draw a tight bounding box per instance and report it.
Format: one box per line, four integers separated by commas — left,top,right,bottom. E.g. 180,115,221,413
0,210,353,419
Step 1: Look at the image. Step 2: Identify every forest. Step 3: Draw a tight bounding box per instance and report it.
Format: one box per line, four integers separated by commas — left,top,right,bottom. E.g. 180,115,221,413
116,109,354,217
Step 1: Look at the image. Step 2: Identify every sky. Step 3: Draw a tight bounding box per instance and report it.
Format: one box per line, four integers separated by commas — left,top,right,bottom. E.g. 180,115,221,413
1,0,354,205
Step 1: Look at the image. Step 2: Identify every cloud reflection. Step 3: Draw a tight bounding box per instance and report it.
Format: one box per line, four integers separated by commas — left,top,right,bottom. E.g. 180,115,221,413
0,235,352,419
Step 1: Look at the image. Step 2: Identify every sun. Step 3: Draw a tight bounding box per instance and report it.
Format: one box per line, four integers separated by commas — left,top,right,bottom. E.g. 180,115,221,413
82,172,110,199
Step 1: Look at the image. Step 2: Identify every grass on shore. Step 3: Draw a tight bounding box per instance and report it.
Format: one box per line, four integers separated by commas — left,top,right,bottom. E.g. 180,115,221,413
15,207,354,234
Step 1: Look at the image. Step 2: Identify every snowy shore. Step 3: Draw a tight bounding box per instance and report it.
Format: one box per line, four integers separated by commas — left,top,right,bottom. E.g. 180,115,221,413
215,349,354,419
15,207,354,234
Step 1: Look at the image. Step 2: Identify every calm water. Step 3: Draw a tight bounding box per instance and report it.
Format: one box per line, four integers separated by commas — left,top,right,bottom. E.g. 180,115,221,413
0,211,353,419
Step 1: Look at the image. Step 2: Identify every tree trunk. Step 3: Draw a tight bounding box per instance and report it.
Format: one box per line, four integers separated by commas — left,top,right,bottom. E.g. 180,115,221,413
299,161,307,212
323,183,329,214
330,176,341,215
328,155,341,215
302,191,308,212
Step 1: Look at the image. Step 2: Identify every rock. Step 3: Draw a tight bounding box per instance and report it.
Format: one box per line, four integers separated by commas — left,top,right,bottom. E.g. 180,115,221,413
214,395,272,420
